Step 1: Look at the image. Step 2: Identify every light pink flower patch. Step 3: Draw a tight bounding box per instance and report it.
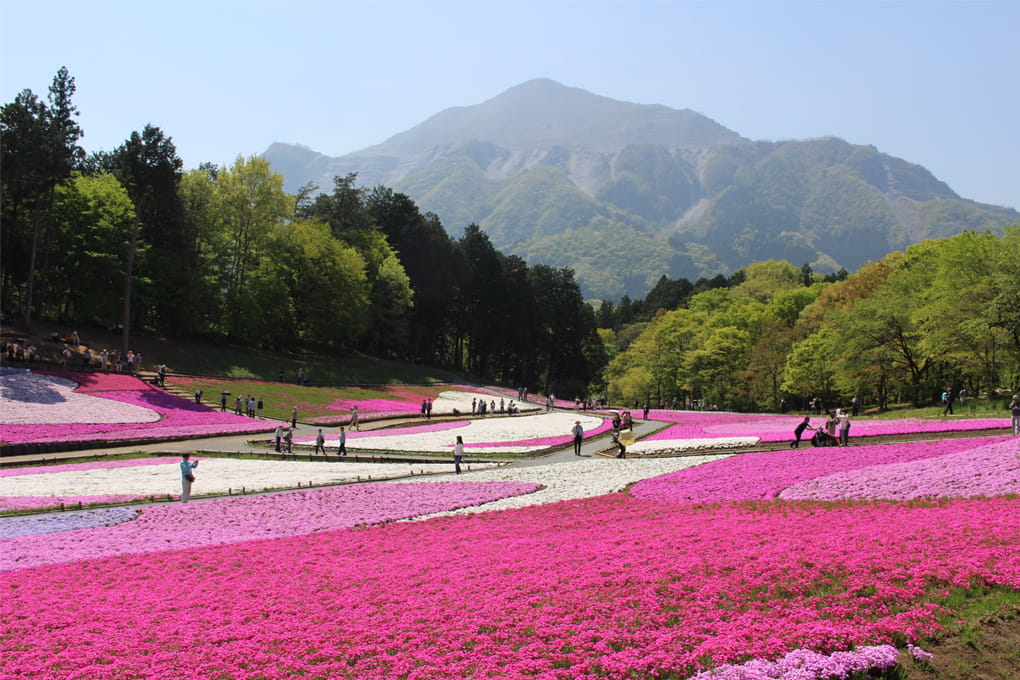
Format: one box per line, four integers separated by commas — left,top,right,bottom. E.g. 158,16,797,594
780,438,1020,501
631,436,1013,503
0,372,274,445
1,481,540,572
0,372,159,425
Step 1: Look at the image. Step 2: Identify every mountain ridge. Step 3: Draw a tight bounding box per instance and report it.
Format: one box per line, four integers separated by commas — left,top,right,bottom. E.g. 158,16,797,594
265,79,1019,300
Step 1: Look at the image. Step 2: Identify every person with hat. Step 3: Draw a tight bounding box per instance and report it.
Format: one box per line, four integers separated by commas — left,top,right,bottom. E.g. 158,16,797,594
571,420,584,456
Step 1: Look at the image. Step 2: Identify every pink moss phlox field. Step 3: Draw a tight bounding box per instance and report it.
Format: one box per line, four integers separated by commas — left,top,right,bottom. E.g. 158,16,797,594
780,438,1020,501
0,481,540,572
1,372,274,445
3,494,1019,679
643,409,1009,443
631,436,1014,503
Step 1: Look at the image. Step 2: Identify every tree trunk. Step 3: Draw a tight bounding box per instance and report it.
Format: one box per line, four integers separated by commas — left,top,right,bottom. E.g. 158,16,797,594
122,206,142,355
22,192,44,326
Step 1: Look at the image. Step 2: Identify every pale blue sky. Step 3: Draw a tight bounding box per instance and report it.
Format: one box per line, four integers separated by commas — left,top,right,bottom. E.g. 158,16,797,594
2,0,1018,210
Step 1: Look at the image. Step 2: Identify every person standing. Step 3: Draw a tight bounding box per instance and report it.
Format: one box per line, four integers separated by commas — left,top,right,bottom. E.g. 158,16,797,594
943,388,956,416
314,429,325,454
338,426,347,456
572,421,584,456
291,406,298,428
284,428,293,453
180,454,199,503
274,424,283,452
1010,395,1020,436
350,406,359,431
257,397,264,418
792,417,814,448
453,435,464,474
851,395,860,417
836,409,851,447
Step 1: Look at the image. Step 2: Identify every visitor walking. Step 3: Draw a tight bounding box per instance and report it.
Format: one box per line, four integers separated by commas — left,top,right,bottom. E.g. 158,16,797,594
291,406,298,428
350,406,359,431
572,421,584,456
338,426,347,456
284,428,293,453
274,425,283,452
453,435,464,474
314,429,325,454
180,454,199,503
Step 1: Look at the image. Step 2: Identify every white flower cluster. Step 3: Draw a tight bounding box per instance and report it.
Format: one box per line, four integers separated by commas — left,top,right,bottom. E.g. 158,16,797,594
390,454,733,516
347,412,604,453
0,458,503,499
0,373,159,425
430,390,541,414
627,437,759,455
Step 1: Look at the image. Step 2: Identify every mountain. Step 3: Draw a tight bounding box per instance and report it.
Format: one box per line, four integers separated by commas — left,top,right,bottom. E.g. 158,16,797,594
265,79,1019,300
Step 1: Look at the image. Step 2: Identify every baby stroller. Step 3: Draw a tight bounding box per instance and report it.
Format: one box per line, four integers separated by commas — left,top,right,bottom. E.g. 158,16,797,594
811,429,838,447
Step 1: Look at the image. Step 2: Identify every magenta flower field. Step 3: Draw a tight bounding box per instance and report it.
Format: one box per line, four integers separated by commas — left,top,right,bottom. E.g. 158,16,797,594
643,409,1010,444
2,430,1019,678
0,371,275,446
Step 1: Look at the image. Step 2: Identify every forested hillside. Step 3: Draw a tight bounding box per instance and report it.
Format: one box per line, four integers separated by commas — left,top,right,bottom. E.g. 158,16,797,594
596,234,1020,412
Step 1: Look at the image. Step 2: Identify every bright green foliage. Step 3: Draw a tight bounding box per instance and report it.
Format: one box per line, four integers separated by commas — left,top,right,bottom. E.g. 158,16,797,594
50,173,134,324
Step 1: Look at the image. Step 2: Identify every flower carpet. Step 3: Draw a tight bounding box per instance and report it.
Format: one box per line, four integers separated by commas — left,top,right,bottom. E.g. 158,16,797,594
0,370,274,446
295,412,612,454
2,397,1019,678
629,408,1010,453
0,456,506,512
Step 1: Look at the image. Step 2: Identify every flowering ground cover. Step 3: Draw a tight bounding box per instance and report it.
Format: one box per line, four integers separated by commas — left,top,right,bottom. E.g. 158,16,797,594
2,492,1017,679
0,456,505,512
0,371,274,446
630,435,1018,503
295,412,612,454
3,408,1018,678
0,481,539,572
637,409,1010,451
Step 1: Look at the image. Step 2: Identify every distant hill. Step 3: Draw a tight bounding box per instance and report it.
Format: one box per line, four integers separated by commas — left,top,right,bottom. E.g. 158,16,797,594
265,79,1019,300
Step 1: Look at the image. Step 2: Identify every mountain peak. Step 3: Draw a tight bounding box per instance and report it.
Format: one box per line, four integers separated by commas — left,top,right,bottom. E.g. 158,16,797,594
352,79,743,156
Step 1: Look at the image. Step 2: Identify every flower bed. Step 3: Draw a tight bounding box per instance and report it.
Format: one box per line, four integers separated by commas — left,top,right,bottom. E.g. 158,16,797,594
0,481,539,572
3,492,1018,678
779,438,1020,501
296,413,610,453
0,371,274,446
642,409,1009,446
0,456,505,512
630,435,1016,503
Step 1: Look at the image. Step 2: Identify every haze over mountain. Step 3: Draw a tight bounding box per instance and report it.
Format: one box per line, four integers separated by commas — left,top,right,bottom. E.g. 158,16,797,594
265,79,1019,300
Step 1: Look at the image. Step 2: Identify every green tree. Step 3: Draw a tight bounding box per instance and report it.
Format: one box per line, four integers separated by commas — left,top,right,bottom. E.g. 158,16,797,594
104,125,183,353
215,155,294,338
49,173,134,325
